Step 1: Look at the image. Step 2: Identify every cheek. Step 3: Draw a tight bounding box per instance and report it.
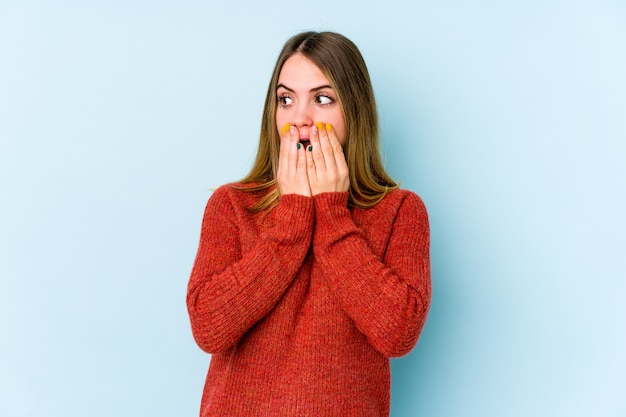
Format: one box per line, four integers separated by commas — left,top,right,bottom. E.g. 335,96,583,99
336,126,347,144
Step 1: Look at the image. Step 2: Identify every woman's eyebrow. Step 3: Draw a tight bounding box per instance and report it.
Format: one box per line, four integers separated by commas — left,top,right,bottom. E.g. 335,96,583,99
277,83,333,93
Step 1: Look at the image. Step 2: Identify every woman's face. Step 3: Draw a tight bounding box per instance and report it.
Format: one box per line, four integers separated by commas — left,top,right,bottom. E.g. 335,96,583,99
275,53,346,148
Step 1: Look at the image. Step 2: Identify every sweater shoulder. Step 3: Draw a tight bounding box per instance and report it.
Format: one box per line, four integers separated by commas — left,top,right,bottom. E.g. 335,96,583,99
206,182,266,211
371,188,428,217
351,189,428,236
211,182,261,198
207,182,313,226
386,188,425,204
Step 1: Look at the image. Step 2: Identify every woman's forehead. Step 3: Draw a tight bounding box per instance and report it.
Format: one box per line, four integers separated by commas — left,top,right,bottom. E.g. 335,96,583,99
277,54,332,90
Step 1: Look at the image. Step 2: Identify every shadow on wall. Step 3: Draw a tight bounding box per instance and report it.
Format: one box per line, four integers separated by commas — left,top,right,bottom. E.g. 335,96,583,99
379,82,460,417
389,247,458,417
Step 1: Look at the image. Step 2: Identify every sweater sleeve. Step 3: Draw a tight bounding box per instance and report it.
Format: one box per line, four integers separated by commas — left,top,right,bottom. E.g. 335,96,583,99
187,186,314,354
312,191,431,358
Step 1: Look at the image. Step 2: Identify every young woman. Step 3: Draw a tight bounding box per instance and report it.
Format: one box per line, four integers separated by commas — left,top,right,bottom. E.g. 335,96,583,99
187,31,431,417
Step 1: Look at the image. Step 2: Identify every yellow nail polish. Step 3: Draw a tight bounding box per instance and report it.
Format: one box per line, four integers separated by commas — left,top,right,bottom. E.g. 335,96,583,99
325,123,332,131
281,123,290,135
316,122,323,131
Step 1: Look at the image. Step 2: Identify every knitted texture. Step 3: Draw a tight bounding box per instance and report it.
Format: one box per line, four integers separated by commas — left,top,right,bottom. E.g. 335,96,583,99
187,183,431,417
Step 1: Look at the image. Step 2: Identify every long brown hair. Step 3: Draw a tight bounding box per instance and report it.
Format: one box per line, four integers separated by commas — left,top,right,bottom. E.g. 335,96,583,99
238,31,398,212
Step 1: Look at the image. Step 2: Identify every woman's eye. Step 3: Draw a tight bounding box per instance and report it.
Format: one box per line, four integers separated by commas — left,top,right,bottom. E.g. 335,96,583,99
277,95,293,106
316,95,334,105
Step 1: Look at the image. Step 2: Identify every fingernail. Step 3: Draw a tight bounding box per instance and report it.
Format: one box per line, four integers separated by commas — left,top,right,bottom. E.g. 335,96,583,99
325,123,332,131
312,125,318,133
307,145,312,152
297,143,301,150
316,122,323,130
290,125,295,133
282,123,290,134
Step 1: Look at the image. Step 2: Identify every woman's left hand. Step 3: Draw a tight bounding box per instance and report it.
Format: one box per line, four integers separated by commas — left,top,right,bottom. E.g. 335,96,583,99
306,122,350,196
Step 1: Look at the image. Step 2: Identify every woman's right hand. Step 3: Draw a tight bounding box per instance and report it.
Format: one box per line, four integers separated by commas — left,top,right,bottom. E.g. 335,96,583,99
277,123,311,197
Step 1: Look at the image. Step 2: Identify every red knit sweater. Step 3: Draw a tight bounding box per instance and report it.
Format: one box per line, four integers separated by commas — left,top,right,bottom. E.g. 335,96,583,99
187,183,431,417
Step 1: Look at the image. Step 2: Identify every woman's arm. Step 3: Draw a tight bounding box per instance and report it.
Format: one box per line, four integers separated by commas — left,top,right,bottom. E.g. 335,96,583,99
187,187,314,354
312,191,431,358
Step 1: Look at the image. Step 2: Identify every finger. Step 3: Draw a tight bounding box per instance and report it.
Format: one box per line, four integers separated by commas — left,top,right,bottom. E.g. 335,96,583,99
296,142,311,191
309,123,327,171
324,123,345,159
316,122,341,180
324,123,348,171
315,122,337,169
297,138,309,180
325,123,349,191
278,123,298,181
286,125,300,176
305,138,316,181
277,123,291,177
278,123,293,153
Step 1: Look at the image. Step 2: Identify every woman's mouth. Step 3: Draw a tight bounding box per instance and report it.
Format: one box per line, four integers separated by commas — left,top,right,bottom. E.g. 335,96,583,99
299,139,311,149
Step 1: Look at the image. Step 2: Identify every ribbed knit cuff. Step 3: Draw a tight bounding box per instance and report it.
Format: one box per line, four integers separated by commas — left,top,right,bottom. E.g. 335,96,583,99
312,192,349,227
264,194,315,244
312,192,357,255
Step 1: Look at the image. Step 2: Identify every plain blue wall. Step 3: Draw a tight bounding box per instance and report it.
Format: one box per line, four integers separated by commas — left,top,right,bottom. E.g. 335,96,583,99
1,1,624,416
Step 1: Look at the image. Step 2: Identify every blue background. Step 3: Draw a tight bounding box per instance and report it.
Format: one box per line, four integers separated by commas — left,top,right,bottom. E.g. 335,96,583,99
1,1,624,416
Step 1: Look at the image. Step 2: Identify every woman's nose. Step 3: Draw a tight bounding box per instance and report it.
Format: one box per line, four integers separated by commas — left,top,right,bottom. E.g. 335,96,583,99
293,102,314,129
